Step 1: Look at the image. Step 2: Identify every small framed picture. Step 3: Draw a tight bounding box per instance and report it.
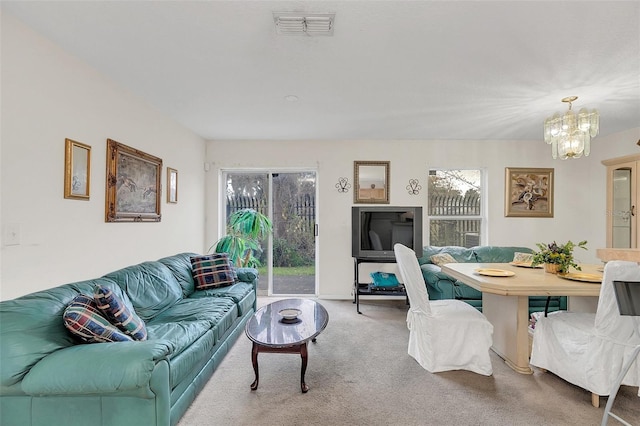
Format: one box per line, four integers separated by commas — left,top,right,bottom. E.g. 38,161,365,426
64,138,91,200
167,167,178,203
505,167,554,217
354,160,390,204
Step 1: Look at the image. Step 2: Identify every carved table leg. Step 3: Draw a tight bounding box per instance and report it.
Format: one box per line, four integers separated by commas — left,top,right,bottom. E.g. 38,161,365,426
250,342,259,390
300,342,309,393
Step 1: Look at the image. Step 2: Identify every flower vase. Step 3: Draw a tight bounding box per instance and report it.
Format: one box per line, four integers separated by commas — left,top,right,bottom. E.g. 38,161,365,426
544,263,560,274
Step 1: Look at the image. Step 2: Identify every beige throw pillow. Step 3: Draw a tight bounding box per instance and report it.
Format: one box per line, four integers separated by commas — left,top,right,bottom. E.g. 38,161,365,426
430,253,458,266
513,252,534,264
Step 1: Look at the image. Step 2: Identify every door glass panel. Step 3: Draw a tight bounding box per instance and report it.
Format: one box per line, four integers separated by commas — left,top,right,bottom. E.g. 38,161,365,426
612,168,632,248
271,172,316,295
223,171,317,296
224,172,269,294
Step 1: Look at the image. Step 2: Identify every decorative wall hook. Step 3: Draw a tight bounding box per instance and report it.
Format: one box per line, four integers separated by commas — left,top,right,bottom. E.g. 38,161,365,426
407,179,422,195
335,177,351,193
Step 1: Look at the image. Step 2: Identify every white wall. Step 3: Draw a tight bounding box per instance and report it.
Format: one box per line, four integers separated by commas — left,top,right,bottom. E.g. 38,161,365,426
207,128,640,299
3,10,638,302
0,12,207,300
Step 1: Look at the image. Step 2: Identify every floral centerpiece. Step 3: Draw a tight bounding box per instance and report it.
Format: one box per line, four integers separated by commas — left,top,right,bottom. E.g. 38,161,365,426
531,240,588,274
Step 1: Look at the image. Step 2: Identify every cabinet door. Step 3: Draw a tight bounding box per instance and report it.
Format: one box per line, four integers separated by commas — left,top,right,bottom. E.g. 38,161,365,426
606,160,638,248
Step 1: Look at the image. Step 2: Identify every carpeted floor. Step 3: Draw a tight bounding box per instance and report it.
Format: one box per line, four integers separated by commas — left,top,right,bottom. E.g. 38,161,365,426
178,298,639,426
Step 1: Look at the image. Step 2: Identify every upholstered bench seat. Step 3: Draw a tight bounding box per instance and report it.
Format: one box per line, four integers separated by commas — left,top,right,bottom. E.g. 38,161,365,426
419,245,567,313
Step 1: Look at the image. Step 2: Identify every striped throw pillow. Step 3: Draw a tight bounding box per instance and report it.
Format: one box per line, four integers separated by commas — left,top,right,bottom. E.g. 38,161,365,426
94,285,147,341
63,294,133,343
191,254,236,290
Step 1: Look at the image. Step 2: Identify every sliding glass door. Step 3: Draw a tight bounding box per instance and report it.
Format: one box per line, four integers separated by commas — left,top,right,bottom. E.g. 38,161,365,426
223,170,317,296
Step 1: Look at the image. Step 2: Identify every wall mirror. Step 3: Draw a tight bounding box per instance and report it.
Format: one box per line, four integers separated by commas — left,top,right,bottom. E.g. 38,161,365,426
354,161,390,204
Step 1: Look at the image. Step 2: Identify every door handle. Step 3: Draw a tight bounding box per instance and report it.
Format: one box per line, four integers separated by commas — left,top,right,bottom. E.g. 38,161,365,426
632,205,636,217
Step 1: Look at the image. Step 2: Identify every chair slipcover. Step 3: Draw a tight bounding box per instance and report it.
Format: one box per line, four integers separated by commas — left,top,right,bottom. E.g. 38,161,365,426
394,243,494,376
530,260,640,398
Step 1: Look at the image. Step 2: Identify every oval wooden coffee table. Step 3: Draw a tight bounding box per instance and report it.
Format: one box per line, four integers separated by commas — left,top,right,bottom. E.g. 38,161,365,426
245,298,329,393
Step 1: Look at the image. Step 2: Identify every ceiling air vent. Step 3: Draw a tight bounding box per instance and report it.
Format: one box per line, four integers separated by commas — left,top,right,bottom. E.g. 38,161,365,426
273,12,335,36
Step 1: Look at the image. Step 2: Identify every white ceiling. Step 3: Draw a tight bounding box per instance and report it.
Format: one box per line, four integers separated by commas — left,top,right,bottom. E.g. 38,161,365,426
3,1,639,141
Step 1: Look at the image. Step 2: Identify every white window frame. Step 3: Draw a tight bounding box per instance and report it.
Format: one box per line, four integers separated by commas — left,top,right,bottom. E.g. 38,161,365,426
427,168,488,247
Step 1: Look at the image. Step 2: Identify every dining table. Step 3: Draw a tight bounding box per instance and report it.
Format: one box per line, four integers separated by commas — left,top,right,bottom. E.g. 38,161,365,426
440,262,603,374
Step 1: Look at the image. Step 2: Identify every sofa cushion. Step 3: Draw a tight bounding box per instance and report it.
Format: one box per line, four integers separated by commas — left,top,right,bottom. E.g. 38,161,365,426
147,297,238,355
94,285,147,341
146,297,238,387
430,253,458,266
103,261,183,321
472,246,532,263
420,246,476,264
63,294,133,343
191,254,236,290
21,340,173,396
188,281,256,316
158,252,200,297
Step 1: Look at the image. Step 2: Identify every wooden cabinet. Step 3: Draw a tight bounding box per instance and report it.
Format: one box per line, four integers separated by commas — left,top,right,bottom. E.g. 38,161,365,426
603,154,640,248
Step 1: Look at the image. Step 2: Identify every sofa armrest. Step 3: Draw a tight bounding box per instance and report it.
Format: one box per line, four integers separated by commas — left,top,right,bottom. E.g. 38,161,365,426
21,340,173,396
236,267,258,283
420,264,456,299
421,264,453,282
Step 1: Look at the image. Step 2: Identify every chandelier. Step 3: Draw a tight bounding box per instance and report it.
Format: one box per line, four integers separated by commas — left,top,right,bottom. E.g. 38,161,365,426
543,96,599,160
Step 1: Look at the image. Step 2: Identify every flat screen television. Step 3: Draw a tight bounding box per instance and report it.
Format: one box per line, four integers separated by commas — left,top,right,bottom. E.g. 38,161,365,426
352,206,423,260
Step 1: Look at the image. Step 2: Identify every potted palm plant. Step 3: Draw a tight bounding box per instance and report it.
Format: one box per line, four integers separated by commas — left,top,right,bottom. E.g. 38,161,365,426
531,240,588,274
210,208,273,267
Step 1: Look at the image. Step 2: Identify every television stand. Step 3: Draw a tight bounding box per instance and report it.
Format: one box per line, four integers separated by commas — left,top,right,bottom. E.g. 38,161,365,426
353,257,408,314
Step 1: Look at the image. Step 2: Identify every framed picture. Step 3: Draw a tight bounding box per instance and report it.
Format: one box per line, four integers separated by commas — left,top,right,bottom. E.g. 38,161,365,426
354,161,390,204
167,167,178,203
505,167,554,217
105,139,162,222
64,138,91,200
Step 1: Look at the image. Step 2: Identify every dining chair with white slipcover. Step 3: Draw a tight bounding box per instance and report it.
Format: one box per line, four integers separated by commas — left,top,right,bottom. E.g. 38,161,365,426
393,243,494,376
530,260,640,408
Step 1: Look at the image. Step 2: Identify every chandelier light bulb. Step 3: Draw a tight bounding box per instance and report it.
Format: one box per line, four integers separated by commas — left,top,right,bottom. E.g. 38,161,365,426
543,96,599,160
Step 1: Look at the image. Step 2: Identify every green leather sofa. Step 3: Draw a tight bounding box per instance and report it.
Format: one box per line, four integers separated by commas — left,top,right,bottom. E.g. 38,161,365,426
418,245,567,313
0,252,257,426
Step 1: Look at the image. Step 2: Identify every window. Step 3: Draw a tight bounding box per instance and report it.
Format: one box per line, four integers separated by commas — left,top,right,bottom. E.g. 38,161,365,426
428,169,485,247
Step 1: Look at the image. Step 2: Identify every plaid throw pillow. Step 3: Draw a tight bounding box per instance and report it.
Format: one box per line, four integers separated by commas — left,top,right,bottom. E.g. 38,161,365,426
94,285,147,341
63,294,133,343
191,254,236,290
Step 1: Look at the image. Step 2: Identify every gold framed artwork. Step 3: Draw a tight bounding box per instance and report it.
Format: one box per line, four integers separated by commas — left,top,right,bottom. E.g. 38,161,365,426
505,167,554,217
64,138,91,200
354,161,390,204
167,167,178,203
105,139,162,222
